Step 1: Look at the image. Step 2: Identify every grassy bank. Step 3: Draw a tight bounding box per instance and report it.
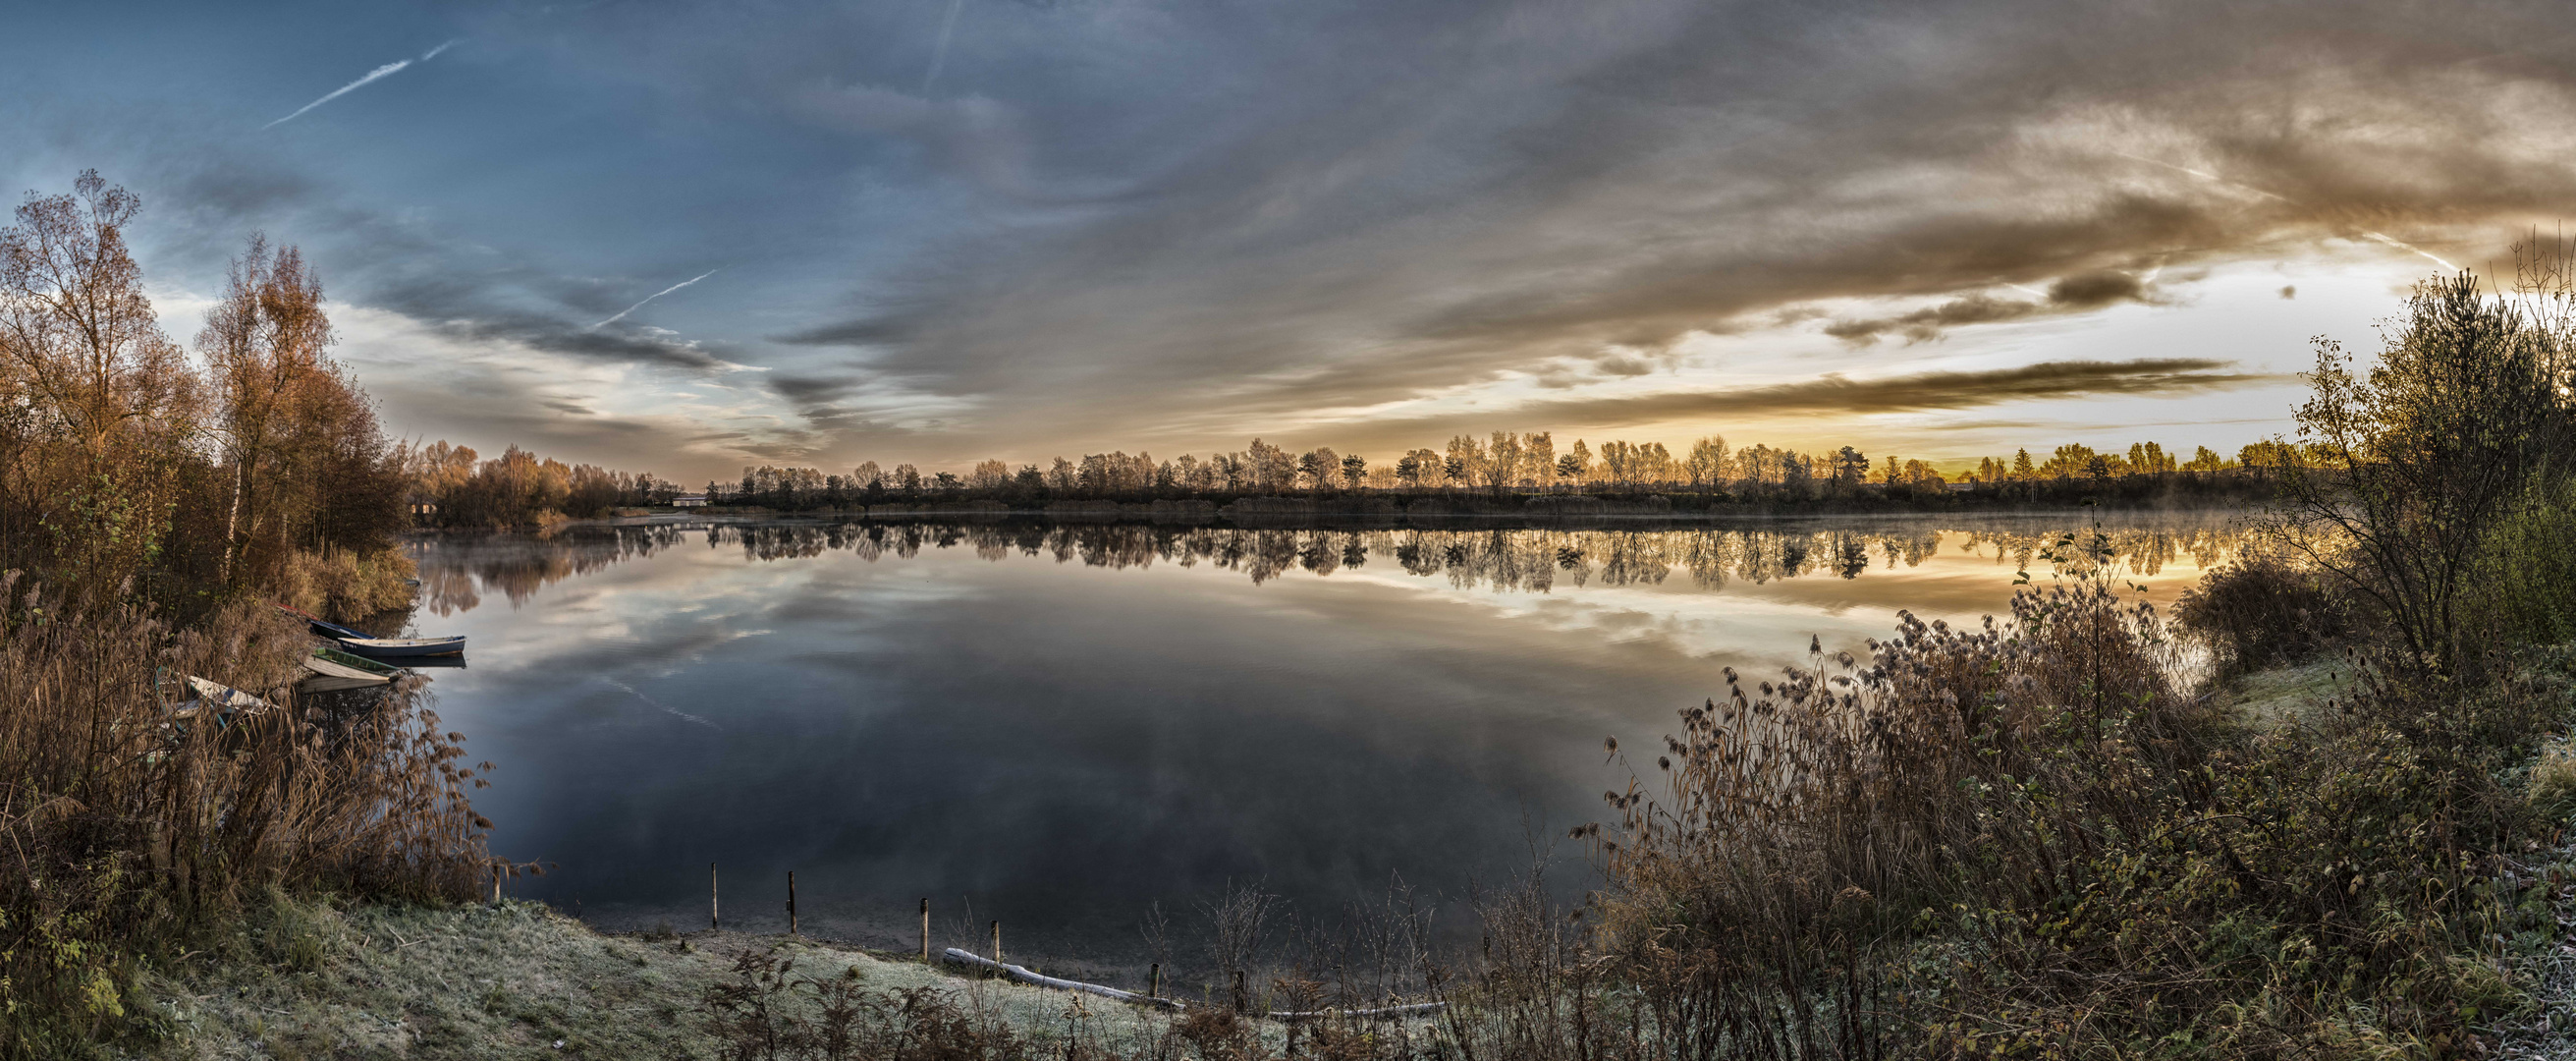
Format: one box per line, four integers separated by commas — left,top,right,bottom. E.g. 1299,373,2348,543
137,895,1223,1060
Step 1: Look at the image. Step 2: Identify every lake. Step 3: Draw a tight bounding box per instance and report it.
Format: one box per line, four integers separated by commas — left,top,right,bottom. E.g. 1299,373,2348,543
400,513,2245,976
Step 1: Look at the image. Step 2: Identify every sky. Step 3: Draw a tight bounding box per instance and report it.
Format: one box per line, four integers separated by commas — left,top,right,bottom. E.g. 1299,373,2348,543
10,0,2576,482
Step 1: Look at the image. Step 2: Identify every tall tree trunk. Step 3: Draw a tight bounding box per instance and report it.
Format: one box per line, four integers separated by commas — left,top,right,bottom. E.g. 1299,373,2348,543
221,455,245,586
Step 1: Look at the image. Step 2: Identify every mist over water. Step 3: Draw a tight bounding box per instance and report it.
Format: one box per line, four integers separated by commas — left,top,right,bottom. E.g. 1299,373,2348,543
403,514,2246,971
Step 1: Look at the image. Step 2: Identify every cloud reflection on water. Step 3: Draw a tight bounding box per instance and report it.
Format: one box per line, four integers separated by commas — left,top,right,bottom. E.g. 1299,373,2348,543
405,515,2243,970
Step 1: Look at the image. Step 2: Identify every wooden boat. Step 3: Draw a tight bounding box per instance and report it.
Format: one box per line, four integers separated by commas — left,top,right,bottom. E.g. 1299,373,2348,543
299,647,399,693
167,675,274,722
281,604,466,658
316,644,404,676
330,634,466,658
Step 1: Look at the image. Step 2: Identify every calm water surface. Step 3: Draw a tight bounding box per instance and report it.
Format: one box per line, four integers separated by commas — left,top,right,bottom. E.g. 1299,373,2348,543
401,515,2244,966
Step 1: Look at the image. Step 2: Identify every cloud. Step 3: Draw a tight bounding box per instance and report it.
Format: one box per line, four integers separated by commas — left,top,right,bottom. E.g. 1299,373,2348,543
52,0,2576,473
790,82,1041,198
754,0,2576,453
263,40,459,129
1347,358,2287,441
1824,269,2156,343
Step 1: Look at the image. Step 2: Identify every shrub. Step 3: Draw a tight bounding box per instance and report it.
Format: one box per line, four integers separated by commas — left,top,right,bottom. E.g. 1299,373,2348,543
2175,544,2349,675
1592,550,2573,1057
273,545,418,623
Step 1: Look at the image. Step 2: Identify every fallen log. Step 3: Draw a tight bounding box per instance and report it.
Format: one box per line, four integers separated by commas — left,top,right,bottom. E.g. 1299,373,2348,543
937,948,1446,1020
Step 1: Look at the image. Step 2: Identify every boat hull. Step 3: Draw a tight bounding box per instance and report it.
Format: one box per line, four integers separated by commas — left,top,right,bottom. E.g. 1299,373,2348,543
333,636,467,658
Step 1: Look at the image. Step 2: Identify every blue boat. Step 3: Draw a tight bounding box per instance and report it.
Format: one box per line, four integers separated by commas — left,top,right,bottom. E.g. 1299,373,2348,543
282,605,467,658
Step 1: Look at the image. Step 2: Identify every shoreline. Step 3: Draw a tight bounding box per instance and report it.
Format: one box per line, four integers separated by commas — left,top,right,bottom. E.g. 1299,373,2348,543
418,501,2269,536
142,895,1407,1059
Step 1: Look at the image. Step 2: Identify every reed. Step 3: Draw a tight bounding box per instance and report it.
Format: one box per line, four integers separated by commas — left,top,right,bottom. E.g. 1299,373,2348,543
0,573,490,1057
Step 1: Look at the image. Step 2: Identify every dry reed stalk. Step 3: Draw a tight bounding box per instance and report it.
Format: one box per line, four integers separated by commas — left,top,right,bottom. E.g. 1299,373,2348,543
0,573,490,1054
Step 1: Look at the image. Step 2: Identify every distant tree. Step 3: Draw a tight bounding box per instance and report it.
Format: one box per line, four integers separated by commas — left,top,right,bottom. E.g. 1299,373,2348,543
1831,446,1869,487
1685,436,1729,489
1598,440,1636,488
1247,438,1296,492
2011,448,2035,477
1341,453,1367,491
970,459,1010,490
1484,432,1523,493
2041,443,2098,478
1298,447,1339,492
1445,435,1487,493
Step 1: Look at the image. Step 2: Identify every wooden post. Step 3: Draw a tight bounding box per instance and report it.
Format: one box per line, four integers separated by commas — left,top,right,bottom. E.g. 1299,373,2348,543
1149,963,1160,1000
788,871,798,936
918,899,930,963
991,921,1002,967
491,865,501,904
710,863,719,930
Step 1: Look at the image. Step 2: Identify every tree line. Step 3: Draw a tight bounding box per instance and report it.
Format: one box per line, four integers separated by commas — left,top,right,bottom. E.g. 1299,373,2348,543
596,432,2291,513
409,433,2299,522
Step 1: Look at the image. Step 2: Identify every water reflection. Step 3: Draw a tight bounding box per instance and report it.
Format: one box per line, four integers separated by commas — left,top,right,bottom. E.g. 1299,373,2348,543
401,514,2247,972
416,517,2244,612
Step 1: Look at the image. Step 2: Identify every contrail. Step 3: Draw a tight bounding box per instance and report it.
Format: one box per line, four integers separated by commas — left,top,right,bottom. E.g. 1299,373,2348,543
2110,151,2288,202
590,268,721,329
264,39,462,129
2113,152,2456,270
599,677,722,730
922,0,967,94
2360,231,2458,272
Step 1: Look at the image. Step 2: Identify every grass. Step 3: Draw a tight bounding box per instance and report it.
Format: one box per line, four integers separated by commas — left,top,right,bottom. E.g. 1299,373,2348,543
2218,658,2356,727
137,893,1334,1060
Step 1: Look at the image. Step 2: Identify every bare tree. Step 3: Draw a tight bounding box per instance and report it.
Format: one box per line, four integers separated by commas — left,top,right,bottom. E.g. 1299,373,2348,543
1202,880,1281,1009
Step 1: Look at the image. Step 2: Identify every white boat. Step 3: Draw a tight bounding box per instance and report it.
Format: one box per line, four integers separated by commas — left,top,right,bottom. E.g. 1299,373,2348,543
167,676,273,722
299,649,397,693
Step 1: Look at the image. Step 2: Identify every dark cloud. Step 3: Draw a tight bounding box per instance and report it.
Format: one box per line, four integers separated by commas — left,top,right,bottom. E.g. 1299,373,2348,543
1825,295,2052,344
774,317,914,348
1347,359,2288,443
2049,270,2149,308
1825,269,2157,344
